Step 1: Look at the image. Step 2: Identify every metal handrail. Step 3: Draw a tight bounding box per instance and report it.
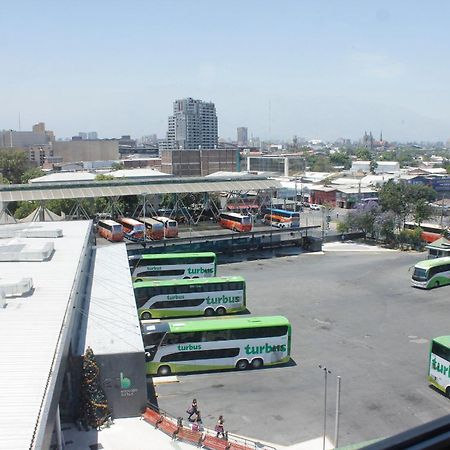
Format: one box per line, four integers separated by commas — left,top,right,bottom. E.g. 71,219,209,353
145,401,276,450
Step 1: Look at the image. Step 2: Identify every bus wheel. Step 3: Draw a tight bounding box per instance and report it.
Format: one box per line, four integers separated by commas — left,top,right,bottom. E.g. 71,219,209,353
135,279,143,283
236,359,249,370
157,365,171,376
204,308,215,316
251,358,264,369
216,307,226,316
183,276,190,279
141,312,152,320
435,281,440,288
446,387,450,398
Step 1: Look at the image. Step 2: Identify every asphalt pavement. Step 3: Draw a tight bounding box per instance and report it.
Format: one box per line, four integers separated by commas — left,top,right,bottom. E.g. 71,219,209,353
153,246,450,448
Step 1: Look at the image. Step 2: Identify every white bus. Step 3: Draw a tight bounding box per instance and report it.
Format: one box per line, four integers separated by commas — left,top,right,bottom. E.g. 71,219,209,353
142,315,291,376
134,276,246,319
411,257,450,289
429,336,450,396
129,252,217,282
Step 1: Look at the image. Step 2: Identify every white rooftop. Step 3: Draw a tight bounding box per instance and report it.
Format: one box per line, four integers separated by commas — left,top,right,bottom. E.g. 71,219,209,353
0,221,92,449
106,168,170,178
205,171,252,178
29,172,96,183
79,244,143,355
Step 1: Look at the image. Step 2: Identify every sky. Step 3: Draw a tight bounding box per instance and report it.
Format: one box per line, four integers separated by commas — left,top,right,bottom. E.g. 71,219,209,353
1,0,450,142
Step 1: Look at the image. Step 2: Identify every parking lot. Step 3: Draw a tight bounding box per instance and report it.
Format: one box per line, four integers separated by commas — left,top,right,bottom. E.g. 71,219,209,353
153,246,450,448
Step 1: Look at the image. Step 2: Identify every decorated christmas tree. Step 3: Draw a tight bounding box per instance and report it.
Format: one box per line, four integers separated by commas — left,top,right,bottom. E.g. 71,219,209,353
79,346,111,429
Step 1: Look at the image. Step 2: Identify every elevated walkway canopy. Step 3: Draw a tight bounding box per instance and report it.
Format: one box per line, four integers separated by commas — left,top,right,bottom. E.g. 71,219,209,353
0,175,280,202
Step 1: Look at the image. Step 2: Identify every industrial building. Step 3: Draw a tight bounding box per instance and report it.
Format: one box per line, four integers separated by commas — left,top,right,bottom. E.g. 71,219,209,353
0,222,146,449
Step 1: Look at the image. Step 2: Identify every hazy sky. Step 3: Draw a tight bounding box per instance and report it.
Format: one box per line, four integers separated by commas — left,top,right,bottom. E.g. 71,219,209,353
1,1,450,142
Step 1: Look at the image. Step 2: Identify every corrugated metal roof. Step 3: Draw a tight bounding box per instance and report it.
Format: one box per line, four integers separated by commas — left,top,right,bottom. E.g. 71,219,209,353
0,221,92,450
80,244,143,355
0,177,280,202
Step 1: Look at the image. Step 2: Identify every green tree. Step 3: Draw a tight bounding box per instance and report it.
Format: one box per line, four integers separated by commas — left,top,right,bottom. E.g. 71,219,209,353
111,162,124,171
0,174,10,184
378,180,436,228
369,160,378,174
78,347,110,428
95,174,115,181
14,201,38,219
355,147,371,160
310,156,332,172
21,167,44,184
330,152,352,170
412,198,433,226
0,151,30,184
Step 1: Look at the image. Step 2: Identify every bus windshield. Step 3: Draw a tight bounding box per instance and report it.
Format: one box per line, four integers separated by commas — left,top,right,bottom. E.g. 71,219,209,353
412,267,427,281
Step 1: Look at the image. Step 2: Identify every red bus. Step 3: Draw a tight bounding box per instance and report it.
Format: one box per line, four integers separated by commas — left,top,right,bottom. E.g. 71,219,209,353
153,216,178,238
97,219,124,242
404,222,448,243
139,217,164,240
117,217,145,241
219,212,252,232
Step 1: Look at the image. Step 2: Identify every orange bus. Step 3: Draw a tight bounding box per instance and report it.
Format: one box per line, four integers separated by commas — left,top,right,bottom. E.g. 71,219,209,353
404,222,448,243
97,219,124,242
139,217,164,240
219,212,253,232
153,216,178,238
117,217,145,241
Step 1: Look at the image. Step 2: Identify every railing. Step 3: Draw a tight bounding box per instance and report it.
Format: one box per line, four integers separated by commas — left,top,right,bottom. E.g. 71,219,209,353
127,225,320,256
142,401,277,450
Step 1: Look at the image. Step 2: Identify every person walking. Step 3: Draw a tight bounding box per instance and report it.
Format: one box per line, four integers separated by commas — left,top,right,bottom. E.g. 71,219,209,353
186,398,198,422
191,411,202,432
215,415,225,439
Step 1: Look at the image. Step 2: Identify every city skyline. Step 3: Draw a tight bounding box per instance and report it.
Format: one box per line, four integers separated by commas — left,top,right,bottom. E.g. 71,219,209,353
1,1,450,142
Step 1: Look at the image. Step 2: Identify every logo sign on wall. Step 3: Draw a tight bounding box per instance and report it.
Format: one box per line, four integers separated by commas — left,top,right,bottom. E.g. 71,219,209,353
103,372,138,398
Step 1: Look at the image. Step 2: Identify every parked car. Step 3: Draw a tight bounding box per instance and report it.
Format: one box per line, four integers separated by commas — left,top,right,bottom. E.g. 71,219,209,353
310,204,321,210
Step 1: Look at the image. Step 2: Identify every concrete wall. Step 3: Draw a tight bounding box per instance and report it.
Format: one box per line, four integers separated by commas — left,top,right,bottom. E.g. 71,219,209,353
52,140,119,163
96,352,147,419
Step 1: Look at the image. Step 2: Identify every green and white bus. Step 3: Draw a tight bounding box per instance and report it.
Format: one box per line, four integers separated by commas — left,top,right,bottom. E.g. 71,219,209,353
134,276,246,320
142,315,291,376
411,256,450,289
129,252,217,282
428,336,450,396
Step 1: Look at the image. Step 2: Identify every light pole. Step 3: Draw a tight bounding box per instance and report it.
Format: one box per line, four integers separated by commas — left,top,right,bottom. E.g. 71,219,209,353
294,178,297,212
334,376,342,449
319,365,331,450
142,193,147,247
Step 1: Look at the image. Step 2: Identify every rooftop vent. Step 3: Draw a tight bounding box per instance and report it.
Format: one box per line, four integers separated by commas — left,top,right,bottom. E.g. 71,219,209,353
0,224,63,239
0,278,33,297
0,240,54,261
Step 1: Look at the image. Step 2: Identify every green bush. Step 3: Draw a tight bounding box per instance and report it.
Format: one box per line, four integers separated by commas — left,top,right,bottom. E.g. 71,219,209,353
398,228,423,249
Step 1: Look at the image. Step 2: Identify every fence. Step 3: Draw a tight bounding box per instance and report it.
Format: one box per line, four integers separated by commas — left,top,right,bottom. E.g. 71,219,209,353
141,402,276,450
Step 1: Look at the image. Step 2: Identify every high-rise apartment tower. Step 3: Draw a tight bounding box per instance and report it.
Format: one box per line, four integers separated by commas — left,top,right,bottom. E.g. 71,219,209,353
166,98,218,150
237,127,248,147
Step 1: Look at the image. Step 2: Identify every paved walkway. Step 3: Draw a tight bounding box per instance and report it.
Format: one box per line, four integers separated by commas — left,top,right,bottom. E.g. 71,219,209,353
63,417,335,449
322,241,397,253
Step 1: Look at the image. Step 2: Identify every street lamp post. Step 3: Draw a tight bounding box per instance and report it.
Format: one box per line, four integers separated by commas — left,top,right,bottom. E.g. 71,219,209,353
318,365,342,450
319,365,331,450
334,376,342,448
142,193,147,247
